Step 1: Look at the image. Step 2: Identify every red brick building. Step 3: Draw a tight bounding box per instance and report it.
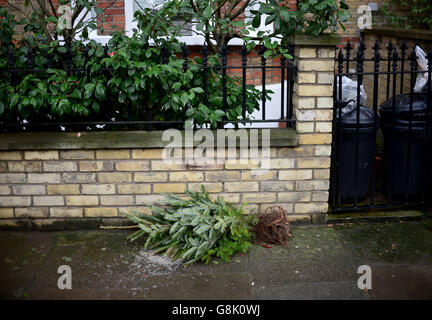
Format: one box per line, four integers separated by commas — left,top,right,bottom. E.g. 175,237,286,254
1,0,409,50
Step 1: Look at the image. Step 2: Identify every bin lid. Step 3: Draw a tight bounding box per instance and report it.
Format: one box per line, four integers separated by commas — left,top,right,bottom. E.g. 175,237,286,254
380,93,430,117
340,105,378,127
381,118,428,134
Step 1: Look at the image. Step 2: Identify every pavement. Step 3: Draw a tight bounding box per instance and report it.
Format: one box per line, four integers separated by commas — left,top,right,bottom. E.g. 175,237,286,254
1,219,432,300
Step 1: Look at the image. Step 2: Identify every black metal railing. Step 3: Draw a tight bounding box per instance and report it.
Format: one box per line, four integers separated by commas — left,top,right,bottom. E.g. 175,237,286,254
331,39,432,212
0,42,296,132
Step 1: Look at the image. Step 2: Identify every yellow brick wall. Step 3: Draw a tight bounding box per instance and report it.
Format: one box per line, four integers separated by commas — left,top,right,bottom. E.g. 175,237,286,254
290,44,336,221
0,143,331,226
360,32,432,108
0,36,340,228
337,0,409,48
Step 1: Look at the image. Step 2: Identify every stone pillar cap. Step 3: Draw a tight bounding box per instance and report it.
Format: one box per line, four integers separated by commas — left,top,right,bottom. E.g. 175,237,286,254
288,33,342,46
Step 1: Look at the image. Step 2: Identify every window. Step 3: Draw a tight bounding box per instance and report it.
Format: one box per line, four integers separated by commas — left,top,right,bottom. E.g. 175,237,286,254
133,0,162,11
125,0,271,46
245,0,274,39
79,0,273,45
73,0,112,44
125,0,203,44
133,0,193,36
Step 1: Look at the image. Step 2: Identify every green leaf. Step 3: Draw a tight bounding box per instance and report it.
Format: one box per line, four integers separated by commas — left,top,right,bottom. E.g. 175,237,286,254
203,6,212,19
182,247,197,260
170,221,181,234
196,22,205,31
82,27,89,39
195,224,211,235
263,50,272,59
274,16,281,31
11,95,20,107
180,92,189,106
46,16,57,23
280,10,290,21
214,110,225,117
340,1,349,10
95,83,106,100
84,83,96,99
252,13,261,28
185,107,194,117
192,87,204,93
92,101,100,113
172,82,182,90
231,20,244,28
265,14,276,25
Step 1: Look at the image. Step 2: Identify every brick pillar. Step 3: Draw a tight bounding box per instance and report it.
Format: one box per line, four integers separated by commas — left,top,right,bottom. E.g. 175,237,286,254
290,34,341,222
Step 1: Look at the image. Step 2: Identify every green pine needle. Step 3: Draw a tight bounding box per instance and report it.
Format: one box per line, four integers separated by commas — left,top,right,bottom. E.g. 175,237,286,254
121,186,256,265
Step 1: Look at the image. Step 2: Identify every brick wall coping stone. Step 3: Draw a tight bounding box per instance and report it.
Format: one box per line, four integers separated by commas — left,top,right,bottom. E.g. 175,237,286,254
0,129,298,150
288,33,342,46
362,27,432,42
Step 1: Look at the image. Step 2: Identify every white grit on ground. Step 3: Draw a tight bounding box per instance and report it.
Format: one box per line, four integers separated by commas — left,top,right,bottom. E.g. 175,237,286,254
130,249,183,275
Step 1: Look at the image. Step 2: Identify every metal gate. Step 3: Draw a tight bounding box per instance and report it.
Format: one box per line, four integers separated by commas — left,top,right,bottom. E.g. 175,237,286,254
330,40,432,212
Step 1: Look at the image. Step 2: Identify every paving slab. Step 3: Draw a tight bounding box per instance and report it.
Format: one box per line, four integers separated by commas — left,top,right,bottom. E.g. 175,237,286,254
334,220,432,265
30,231,142,290
0,221,431,300
255,282,372,300
371,265,432,300
185,225,359,286
0,232,56,299
26,273,255,300
328,210,424,224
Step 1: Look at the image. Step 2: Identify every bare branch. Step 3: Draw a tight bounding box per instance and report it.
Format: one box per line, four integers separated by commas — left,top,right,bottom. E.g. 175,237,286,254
48,0,58,18
34,0,57,42
26,0,38,13
230,0,251,20
212,0,229,17
74,10,91,33
72,0,118,23
36,0,51,17
225,0,242,18
205,33,217,53
5,0,28,17
71,4,84,22
134,0,145,11
231,30,278,41
189,0,201,14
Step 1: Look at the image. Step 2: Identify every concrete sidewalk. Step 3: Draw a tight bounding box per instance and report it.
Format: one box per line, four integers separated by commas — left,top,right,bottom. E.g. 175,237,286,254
1,220,432,300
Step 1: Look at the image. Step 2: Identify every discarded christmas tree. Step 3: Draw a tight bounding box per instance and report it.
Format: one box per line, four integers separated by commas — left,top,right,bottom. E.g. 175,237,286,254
123,186,257,265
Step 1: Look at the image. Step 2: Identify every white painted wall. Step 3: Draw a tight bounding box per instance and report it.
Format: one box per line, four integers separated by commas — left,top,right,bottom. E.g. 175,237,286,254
225,81,288,128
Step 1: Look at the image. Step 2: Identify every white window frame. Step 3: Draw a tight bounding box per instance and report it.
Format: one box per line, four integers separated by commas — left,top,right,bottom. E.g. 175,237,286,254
71,0,111,44
75,0,273,46
125,0,207,45
125,0,273,46
245,0,274,40
125,0,221,45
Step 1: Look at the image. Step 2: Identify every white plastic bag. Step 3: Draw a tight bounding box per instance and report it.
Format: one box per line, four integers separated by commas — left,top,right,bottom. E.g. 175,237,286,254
414,45,429,93
335,76,367,116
